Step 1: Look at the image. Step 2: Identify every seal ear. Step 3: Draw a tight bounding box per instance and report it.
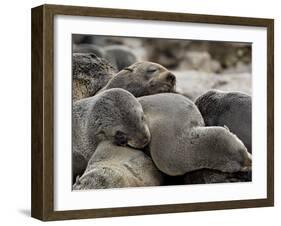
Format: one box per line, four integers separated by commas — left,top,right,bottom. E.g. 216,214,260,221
224,125,230,132
123,67,133,72
115,67,133,78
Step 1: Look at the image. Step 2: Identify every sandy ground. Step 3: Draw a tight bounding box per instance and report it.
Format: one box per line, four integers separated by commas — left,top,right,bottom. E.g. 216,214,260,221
173,70,252,101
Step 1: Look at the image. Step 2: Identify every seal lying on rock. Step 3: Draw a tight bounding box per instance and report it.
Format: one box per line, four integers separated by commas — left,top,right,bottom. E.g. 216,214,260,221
72,53,117,101
138,93,252,176
73,88,151,162
73,141,163,189
100,61,176,97
195,90,252,153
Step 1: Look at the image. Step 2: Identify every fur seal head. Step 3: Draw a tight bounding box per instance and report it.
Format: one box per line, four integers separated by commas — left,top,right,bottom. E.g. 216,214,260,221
94,89,151,149
73,88,151,161
73,141,163,189
103,61,176,97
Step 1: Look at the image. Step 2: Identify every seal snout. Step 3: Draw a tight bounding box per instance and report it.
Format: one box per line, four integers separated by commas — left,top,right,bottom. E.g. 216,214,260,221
127,126,151,149
114,131,128,146
160,71,176,86
165,72,176,85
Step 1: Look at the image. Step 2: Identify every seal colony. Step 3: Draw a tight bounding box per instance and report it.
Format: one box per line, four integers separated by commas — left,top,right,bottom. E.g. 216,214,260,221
72,44,252,190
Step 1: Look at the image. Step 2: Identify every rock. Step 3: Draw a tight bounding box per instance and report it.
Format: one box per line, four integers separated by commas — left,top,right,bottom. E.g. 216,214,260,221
173,70,251,101
144,39,190,69
180,51,222,73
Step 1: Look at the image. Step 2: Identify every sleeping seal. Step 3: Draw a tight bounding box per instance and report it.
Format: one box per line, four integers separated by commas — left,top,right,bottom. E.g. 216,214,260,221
138,93,252,176
100,61,176,97
195,90,252,153
72,88,151,179
73,141,163,189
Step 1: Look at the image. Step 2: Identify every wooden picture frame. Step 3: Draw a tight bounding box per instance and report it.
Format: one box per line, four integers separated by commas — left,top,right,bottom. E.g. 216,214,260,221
31,4,274,221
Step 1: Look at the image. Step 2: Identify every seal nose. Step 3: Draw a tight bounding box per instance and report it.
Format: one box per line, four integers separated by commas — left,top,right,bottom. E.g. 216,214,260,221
164,72,176,85
114,131,128,146
140,126,151,147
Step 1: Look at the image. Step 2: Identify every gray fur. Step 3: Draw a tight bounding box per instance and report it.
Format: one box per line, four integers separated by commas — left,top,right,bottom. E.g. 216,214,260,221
72,53,117,101
100,61,176,97
195,90,252,153
138,93,252,176
104,45,137,71
73,141,163,189
73,88,151,164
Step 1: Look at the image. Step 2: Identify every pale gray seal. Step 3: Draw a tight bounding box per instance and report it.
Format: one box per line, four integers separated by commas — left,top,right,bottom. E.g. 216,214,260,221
100,61,176,97
73,141,163,190
195,90,252,153
73,88,151,162
138,93,252,176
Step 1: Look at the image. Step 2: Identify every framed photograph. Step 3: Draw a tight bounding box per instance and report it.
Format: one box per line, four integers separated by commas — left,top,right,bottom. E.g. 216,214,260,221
31,4,274,221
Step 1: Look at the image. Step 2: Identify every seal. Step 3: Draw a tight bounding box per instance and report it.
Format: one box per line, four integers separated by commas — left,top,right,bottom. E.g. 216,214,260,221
72,53,117,101
138,93,252,176
73,141,163,189
104,45,138,71
100,61,176,97
73,88,151,164
195,90,252,153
